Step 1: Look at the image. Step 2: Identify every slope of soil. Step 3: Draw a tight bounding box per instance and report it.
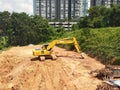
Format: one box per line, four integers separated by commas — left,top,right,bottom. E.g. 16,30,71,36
0,45,104,90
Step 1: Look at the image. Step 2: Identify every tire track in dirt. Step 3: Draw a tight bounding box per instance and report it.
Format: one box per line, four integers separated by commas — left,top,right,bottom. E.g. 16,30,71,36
59,58,87,90
37,59,77,90
39,61,54,90
22,62,44,90
43,60,61,90
27,61,47,90
0,58,31,89
29,63,43,90
51,59,77,90
6,59,31,78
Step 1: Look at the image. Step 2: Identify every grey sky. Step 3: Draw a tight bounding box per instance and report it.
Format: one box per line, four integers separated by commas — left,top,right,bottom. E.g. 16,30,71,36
0,0,33,15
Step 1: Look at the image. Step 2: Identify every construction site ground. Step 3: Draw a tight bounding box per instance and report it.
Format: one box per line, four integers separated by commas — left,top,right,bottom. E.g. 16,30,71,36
0,45,104,90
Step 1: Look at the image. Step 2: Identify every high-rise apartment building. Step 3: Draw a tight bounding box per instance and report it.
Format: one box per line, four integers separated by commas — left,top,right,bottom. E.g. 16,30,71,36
90,0,120,7
103,0,120,7
33,0,90,21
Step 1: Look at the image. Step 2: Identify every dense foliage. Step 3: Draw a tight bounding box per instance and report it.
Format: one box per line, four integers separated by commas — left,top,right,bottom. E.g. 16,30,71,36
77,4,120,65
79,4,120,28
59,27,120,65
0,11,55,48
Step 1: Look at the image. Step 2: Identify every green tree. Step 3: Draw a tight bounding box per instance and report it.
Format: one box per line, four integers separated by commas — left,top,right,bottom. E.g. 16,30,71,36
79,4,120,28
109,4,120,26
0,11,11,36
10,12,32,45
31,15,54,44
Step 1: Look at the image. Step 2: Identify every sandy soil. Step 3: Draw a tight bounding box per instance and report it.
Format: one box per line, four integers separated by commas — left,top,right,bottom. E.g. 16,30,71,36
0,45,104,90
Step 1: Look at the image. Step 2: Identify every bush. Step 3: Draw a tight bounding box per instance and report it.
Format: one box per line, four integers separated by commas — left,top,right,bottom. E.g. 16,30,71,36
0,37,8,50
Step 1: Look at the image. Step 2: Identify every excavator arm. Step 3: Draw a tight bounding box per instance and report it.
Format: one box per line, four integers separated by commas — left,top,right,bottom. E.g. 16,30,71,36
46,37,81,53
72,37,81,53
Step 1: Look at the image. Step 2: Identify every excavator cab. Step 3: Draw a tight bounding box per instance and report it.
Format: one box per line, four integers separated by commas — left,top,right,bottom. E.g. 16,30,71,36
41,44,49,50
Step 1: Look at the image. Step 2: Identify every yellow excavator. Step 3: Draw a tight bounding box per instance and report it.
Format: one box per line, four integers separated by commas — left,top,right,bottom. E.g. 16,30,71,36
33,37,84,60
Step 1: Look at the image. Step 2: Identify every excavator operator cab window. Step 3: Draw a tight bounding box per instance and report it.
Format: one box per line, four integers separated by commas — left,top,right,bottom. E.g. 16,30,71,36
41,44,48,49
35,48,41,50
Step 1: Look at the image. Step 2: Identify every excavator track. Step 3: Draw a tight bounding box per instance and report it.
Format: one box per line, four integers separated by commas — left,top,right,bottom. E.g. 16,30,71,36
39,56,45,61
39,55,57,60
51,54,57,60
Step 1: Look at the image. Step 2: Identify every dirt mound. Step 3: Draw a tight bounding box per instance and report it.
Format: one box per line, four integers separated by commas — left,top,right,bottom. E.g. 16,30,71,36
0,45,104,90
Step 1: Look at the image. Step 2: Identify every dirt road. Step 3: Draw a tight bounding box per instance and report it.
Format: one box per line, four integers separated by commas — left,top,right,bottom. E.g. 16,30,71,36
0,45,104,90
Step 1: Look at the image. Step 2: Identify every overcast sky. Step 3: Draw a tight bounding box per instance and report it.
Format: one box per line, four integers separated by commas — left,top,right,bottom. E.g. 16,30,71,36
0,0,33,15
